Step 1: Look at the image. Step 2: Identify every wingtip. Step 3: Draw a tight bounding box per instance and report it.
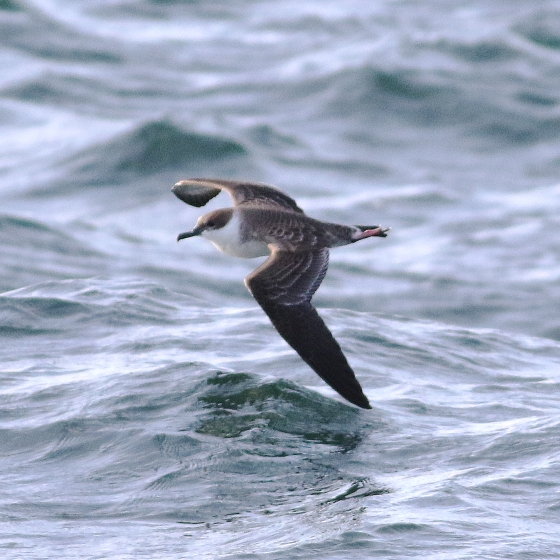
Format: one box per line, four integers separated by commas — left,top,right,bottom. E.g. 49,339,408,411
171,179,223,207
351,394,372,409
171,178,191,192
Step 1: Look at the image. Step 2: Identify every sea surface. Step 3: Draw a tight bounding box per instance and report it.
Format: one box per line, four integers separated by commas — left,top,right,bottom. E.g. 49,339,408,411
2,0,560,558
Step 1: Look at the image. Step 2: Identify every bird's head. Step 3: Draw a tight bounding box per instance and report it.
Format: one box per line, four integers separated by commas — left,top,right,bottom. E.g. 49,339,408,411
177,208,233,241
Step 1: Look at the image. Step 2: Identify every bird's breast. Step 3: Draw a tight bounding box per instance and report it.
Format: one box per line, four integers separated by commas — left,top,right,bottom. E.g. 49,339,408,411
202,213,270,258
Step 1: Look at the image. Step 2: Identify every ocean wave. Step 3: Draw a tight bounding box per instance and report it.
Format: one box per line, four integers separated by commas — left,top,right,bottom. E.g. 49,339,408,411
0,215,106,292
1,275,559,556
2,1,560,556
66,120,248,184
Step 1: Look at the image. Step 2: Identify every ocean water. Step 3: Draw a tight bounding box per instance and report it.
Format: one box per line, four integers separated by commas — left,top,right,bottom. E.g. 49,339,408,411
2,0,560,558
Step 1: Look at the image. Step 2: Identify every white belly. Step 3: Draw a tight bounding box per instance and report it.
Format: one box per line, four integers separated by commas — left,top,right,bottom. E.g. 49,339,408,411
201,213,270,258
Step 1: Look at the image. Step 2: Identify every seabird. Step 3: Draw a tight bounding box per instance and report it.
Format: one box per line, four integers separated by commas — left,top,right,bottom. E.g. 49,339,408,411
172,178,389,409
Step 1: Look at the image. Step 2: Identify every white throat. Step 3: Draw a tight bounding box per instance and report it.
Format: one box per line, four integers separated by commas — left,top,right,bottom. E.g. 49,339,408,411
201,212,270,258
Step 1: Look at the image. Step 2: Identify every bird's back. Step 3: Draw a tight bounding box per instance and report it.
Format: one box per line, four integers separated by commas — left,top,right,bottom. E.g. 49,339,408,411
237,207,356,252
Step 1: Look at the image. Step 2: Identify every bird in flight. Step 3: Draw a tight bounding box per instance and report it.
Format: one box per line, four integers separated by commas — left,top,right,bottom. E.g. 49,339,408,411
173,178,389,409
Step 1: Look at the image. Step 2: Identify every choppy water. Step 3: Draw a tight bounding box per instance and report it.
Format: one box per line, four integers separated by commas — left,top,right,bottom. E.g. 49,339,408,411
2,1,560,558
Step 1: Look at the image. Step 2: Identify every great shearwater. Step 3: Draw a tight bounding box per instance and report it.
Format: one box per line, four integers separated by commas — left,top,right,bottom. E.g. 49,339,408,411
172,178,389,409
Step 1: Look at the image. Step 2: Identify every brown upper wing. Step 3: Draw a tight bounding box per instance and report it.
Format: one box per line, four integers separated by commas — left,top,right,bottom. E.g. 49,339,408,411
172,178,305,213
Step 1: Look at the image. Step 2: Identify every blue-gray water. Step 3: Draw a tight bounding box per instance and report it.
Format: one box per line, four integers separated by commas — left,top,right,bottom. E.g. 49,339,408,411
2,1,560,558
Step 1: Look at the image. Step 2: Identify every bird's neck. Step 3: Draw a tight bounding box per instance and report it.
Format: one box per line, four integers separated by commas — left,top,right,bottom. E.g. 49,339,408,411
202,211,270,258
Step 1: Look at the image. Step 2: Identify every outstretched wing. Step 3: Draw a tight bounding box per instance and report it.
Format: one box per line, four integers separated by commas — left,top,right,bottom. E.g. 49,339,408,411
172,178,305,213
245,248,371,409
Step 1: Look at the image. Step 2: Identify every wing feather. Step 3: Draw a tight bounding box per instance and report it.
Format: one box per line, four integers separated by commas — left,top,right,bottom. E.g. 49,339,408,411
245,249,371,409
172,178,305,213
